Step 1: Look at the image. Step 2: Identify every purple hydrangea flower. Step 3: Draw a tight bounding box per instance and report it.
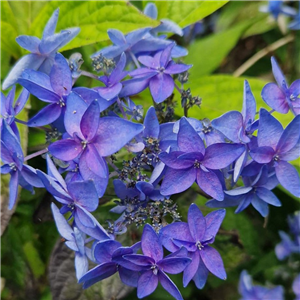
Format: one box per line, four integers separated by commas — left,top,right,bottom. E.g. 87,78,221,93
261,57,300,115
121,43,192,103
2,8,80,90
239,270,284,300
160,204,226,289
159,117,245,200
122,224,191,300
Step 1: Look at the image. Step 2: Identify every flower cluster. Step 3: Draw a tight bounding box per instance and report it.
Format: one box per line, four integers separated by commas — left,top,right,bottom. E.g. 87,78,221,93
1,4,300,300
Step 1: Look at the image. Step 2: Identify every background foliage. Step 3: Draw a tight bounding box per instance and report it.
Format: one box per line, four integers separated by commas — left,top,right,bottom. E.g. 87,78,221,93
1,1,299,300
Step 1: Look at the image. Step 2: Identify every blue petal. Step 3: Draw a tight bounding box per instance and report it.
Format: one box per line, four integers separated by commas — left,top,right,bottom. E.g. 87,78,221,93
16,35,41,53
158,271,184,300
42,8,59,38
107,29,126,46
144,3,158,19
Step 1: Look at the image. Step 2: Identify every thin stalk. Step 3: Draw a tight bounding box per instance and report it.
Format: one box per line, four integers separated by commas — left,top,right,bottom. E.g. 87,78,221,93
81,70,99,80
24,148,48,162
129,51,141,68
117,97,128,119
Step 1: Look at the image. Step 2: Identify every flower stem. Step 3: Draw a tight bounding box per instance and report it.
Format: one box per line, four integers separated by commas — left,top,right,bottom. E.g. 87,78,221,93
81,70,99,80
129,51,140,68
24,148,48,162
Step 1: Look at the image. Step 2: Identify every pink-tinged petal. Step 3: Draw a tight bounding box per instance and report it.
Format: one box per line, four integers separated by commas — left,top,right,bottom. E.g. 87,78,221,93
158,257,191,274
200,246,226,280
242,80,256,124
94,117,144,157
275,160,300,197
256,187,281,206
160,43,174,67
277,115,300,154
211,111,243,143
165,63,192,75
251,194,269,217
67,180,99,211
97,83,122,101
50,53,72,96
27,103,62,127
3,54,45,90
203,143,245,170
159,222,194,252
149,73,174,104
193,256,209,289
257,108,284,149
142,224,163,261
161,167,196,196
80,144,107,178
203,209,226,242
158,271,184,300
64,92,87,138
159,151,193,169
261,82,289,114
183,251,200,287
196,169,224,201
137,270,158,298
16,35,41,53
80,100,100,141
8,171,19,210
144,106,160,138
250,146,275,164
107,29,126,46
178,117,205,154
188,204,206,242
48,138,82,161
271,56,286,88
18,69,60,102
138,55,154,68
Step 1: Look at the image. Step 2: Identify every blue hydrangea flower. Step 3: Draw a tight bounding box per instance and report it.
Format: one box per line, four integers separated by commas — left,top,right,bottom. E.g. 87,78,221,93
259,1,296,20
2,8,80,90
160,204,226,289
238,270,284,300
289,9,300,30
261,57,300,115
293,274,300,300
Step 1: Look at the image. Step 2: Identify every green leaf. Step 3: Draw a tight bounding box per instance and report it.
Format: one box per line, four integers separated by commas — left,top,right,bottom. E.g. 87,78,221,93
177,75,295,127
185,22,251,79
29,1,159,51
153,1,229,28
23,241,45,278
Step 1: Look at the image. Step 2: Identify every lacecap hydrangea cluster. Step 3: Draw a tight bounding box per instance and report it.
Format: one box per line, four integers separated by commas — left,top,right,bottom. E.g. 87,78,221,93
1,5,300,300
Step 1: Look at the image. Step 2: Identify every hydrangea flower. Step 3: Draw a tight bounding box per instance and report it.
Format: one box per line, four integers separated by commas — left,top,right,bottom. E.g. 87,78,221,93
261,57,300,115
160,204,226,289
293,274,300,300
289,9,300,30
259,1,296,20
2,8,80,90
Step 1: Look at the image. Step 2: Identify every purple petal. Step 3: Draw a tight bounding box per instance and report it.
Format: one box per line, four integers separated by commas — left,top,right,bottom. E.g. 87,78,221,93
144,3,158,19
123,254,154,266
49,138,82,161
27,103,62,127
16,35,40,53
14,88,29,115
50,53,72,96
158,271,183,300
159,151,194,169
129,67,157,78
75,253,88,281
3,54,45,90
94,117,144,156
109,53,127,83
51,203,74,241
233,149,247,182
149,73,174,103
21,165,43,188
203,209,226,242
39,31,72,54
251,194,269,217
42,8,59,38
80,100,100,140
183,251,199,287
144,106,160,138
1,164,11,174
280,139,300,161
119,267,139,287
250,146,275,164
46,155,67,189
120,77,151,98
159,222,194,252
74,205,96,228
277,115,300,154
160,43,174,67
18,69,60,102
256,187,281,206
161,167,196,196
97,83,122,101
257,108,284,149
94,240,122,264
203,143,245,169
142,224,163,261
158,257,191,274
178,117,205,154
107,29,126,46
242,80,256,124
64,92,87,138
8,171,19,210
188,204,206,242
165,63,192,75
126,27,150,46
138,56,155,68
200,246,226,280
67,180,99,211
193,256,209,289
211,111,243,143
137,270,158,298
275,160,300,197
196,169,224,201
261,83,289,114
271,56,286,88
